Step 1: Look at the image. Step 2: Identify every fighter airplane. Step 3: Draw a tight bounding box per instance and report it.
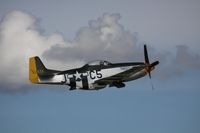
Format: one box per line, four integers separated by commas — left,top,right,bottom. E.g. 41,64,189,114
29,45,159,90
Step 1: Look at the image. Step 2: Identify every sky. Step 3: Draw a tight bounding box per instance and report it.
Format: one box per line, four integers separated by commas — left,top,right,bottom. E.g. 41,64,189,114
0,0,200,133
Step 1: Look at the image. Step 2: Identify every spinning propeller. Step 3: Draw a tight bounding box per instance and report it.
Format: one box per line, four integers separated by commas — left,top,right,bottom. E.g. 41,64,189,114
144,44,159,89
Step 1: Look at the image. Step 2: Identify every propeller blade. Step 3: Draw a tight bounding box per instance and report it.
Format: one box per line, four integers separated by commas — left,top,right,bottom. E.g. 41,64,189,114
150,78,155,90
143,44,158,91
150,61,159,68
148,72,151,79
144,44,150,64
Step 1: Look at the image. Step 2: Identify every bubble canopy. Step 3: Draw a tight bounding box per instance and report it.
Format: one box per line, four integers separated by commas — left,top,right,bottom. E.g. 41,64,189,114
86,60,112,66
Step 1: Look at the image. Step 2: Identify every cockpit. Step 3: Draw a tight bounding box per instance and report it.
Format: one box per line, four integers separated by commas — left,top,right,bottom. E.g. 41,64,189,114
87,60,112,66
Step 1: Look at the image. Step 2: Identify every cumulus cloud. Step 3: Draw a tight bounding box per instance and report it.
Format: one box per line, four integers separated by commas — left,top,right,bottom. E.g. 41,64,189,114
43,13,139,64
0,11,66,89
0,10,200,91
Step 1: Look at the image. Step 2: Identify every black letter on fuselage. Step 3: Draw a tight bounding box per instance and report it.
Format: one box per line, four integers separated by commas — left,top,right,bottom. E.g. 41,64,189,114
89,70,102,79
90,70,96,79
96,70,102,78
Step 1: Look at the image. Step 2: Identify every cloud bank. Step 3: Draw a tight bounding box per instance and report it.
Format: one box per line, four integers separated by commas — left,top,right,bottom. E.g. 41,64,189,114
43,13,139,65
0,11,66,89
0,10,200,91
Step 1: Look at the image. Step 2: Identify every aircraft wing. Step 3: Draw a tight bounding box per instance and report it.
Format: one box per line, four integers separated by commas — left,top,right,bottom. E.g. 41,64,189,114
94,65,145,85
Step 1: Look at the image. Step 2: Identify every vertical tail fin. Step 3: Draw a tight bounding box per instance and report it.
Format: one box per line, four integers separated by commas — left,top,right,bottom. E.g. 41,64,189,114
29,56,56,84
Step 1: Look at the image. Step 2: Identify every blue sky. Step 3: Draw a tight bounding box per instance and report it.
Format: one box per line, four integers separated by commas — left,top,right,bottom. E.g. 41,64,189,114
0,0,200,133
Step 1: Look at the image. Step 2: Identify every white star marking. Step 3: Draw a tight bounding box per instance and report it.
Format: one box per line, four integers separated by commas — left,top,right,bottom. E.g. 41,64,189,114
74,71,81,80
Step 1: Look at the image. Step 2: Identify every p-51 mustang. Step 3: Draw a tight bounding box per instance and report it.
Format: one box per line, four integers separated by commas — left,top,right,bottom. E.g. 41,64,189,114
29,45,159,90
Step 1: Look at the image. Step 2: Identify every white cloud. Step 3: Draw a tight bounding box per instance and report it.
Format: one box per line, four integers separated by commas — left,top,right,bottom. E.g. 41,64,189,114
43,13,139,64
0,11,66,88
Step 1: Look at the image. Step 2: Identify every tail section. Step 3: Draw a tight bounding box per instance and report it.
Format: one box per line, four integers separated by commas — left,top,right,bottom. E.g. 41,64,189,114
29,56,58,84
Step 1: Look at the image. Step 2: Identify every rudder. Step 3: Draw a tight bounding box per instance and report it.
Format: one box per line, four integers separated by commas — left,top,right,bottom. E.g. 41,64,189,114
29,57,39,83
